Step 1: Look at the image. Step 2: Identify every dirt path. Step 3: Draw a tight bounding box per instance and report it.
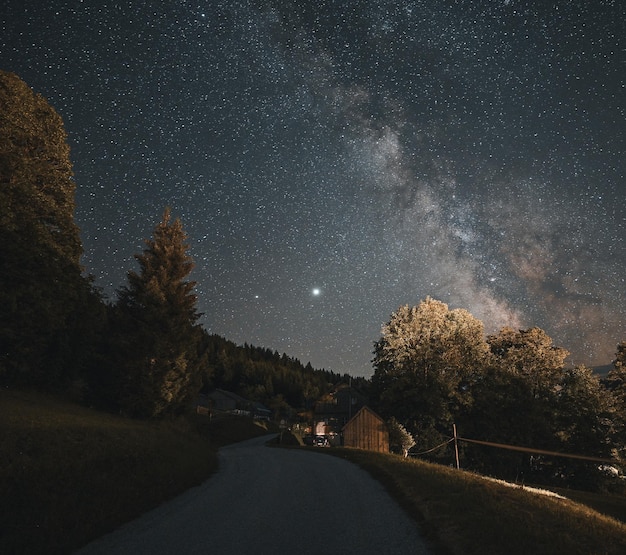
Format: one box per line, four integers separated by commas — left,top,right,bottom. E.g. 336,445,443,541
76,435,431,554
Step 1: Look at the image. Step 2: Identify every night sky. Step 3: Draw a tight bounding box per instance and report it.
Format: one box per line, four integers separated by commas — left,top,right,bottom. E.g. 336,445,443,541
2,1,624,376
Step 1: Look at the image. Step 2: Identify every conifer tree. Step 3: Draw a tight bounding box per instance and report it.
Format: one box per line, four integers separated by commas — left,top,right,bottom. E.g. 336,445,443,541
113,209,203,417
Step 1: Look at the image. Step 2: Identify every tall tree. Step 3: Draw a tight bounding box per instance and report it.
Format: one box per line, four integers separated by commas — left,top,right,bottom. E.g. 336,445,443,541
604,342,626,464
371,297,490,454
465,327,570,481
554,365,617,489
487,327,569,398
111,209,203,417
0,71,96,387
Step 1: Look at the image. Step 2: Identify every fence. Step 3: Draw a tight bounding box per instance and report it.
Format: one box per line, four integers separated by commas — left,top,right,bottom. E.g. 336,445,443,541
411,424,618,470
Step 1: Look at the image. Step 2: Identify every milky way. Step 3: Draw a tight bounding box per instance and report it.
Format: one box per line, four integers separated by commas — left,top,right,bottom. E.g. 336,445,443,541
1,1,624,375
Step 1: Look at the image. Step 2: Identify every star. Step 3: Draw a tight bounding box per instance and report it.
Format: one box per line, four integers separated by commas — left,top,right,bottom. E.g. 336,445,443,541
2,0,622,375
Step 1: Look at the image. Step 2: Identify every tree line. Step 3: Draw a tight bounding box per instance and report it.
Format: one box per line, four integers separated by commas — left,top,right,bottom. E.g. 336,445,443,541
370,298,626,491
0,70,343,417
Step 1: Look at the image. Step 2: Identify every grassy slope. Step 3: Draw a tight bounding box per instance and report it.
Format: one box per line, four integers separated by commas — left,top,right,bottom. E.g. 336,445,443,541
324,447,626,555
0,388,274,555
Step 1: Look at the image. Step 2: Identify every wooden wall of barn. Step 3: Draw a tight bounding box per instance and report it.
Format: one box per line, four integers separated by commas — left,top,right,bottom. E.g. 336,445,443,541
343,407,389,453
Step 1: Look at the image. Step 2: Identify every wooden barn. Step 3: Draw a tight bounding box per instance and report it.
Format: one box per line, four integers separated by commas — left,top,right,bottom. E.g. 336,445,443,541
342,406,389,453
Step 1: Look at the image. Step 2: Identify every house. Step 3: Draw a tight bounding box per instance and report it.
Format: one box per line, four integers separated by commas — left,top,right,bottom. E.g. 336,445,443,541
206,389,250,414
250,401,272,420
313,385,368,445
201,389,272,420
342,406,389,453
313,384,368,428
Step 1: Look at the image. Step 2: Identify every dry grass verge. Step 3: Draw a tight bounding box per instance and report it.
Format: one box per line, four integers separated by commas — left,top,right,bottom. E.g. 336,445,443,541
320,447,626,555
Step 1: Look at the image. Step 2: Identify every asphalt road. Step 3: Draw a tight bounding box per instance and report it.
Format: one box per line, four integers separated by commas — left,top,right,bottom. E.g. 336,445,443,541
76,435,432,555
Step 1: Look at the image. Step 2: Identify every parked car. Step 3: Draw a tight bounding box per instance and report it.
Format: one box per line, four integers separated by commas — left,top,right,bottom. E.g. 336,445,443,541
315,435,329,447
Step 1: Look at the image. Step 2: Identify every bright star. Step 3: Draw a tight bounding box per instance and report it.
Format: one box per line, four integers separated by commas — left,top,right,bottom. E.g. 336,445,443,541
312,288,321,296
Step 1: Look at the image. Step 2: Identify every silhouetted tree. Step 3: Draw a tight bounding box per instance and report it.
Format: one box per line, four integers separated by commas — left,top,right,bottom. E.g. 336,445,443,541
553,365,617,489
0,70,99,387
110,209,203,418
604,342,626,464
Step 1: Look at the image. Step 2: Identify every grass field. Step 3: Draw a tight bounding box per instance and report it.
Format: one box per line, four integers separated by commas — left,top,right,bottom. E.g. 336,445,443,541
3,389,626,555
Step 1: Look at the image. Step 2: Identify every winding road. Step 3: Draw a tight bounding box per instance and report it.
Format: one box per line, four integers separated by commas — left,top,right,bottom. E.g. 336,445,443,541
76,435,431,554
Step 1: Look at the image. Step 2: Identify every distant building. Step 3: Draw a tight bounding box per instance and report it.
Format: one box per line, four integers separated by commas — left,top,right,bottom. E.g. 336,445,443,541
207,389,250,414
313,385,368,446
342,406,389,453
202,389,271,419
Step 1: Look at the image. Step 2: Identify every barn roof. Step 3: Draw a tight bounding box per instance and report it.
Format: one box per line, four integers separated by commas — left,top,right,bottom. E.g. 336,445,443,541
341,405,386,431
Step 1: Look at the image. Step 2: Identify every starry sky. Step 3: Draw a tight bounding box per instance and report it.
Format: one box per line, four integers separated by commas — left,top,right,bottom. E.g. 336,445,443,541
2,0,624,376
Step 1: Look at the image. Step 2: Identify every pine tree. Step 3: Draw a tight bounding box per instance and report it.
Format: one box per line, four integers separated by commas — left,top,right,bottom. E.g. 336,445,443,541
113,209,203,417
0,71,95,387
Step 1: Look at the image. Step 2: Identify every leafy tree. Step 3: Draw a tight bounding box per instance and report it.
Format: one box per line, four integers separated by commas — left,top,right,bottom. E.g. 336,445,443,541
616,341,626,369
0,71,81,263
605,341,626,402
604,342,626,464
554,365,617,489
0,70,98,387
466,327,573,482
388,417,416,457
109,209,203,418
478,327,569,446
487,327,569,398
371,297,490,455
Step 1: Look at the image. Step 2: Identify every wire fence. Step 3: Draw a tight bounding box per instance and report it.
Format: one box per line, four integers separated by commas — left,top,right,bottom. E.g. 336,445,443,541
411,437,454,456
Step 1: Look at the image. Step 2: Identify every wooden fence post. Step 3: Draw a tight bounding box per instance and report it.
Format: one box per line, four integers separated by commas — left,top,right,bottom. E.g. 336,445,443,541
453,424,460,469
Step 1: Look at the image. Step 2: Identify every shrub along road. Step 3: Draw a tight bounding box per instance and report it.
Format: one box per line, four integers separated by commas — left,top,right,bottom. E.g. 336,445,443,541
76,435,431,554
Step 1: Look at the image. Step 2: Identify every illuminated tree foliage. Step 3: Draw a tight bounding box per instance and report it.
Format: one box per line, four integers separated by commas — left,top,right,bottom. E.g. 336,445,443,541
0,71,97,386
371,297,490,453
487,326,569,397
457,326,572,480
387,417,416,457
110,209,203,418
372,299,624,490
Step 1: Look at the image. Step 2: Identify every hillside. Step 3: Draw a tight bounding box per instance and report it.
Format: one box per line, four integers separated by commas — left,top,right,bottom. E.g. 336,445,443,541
0,388,275,555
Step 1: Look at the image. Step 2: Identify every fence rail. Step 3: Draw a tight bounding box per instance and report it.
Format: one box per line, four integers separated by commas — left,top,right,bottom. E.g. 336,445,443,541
410,425,618,468
456,435,616,465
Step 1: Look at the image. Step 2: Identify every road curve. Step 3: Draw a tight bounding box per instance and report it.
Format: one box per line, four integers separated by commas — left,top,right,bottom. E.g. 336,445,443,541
76,435,431,555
